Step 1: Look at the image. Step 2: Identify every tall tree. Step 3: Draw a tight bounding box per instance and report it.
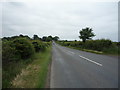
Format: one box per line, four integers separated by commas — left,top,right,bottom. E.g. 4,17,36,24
79,27,95,42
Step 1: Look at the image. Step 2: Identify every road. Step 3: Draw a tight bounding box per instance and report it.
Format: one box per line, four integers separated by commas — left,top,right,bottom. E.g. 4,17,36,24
50,42,118,88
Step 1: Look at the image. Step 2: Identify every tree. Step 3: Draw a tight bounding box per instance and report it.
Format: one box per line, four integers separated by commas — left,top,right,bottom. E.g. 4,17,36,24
47,36,53,41
79,27,95,42
74,40,77,42
53,36,59,41
42,36,47,41
19,34,31,40
33,35,39,40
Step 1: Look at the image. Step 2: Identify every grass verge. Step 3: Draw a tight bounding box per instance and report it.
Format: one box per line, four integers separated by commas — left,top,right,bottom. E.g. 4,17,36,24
3,46,52,88
11,46,52,88
62,45,119,56
2,60,31,88
67,46,103,54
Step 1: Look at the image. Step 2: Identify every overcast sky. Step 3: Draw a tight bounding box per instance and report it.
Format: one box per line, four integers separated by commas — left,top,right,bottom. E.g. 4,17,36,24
1,0,118,41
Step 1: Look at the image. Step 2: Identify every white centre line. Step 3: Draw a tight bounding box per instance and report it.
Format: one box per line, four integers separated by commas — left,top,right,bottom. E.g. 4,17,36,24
79,55,102,66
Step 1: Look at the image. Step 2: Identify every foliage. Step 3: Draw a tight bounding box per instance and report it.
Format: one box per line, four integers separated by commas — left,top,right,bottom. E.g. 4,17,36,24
2,34,52,88
2,61,27,88
42,36,48,42
32,40,49,52
53,36,59,41
13,38,35,59
83,39,112,51
79,27,95,42
2,41,17,63
47,36,53,41
41,36,59,42
10,46,52,88
33,35,40,40
57,39,119,55
2,35,30,41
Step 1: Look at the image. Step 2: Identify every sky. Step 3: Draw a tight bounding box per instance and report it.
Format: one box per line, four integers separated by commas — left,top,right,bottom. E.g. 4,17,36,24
1,0,119,41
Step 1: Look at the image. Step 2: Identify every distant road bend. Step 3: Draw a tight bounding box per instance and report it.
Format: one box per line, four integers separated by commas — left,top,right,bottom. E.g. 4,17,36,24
50,42,118,88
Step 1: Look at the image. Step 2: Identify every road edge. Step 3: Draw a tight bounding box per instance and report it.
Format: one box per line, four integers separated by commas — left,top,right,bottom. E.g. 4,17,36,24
45,47,52,88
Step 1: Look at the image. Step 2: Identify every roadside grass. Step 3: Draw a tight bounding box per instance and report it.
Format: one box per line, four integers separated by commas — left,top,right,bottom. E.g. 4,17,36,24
67,46,103,54
102,46,120,55
11,46,52,88
0,40,1,89
0,69,1,88
2,60,30,88
62,45,119,56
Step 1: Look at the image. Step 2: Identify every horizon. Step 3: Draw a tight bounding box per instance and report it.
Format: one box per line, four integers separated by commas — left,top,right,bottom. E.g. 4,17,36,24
1,33,119,42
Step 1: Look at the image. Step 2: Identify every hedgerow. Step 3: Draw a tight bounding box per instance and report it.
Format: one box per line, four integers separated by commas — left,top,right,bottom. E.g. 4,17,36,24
57,39,119,54
2,35,52,88
32,40,48,52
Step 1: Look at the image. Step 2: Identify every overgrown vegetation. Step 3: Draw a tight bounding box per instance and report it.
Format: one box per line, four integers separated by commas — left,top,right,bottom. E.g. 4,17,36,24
57,39,120,55
11,46,52,88
2,34,52,88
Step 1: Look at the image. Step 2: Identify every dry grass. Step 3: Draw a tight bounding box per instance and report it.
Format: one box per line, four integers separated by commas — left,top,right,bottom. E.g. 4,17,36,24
11,46,52,88
12,64,41,88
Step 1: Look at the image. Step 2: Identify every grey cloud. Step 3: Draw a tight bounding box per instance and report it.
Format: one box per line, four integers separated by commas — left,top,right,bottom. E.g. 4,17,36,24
2,2,118,41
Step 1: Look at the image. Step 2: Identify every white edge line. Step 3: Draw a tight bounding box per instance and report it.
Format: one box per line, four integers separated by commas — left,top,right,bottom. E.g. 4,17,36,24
79,55,102,66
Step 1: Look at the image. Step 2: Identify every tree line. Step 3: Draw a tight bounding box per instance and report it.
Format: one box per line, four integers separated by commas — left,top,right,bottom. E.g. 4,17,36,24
2,34,59,42
33,35,59,42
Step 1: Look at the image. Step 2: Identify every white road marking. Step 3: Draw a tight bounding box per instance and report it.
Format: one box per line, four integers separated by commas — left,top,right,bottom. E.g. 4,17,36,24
79,55,102,66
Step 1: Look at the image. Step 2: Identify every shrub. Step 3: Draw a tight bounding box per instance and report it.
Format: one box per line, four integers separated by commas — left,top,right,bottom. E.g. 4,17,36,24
2,41,18,63
64,42,70,46
57,39,113,52
32,40,47,52
13,38,35,59
2,38,35,63
102,45,119,54
43,42,50,47
83,39,112,51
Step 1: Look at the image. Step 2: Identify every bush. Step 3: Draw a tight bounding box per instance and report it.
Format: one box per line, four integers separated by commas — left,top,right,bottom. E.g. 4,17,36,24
32,40,47,52
82,39,112,51
57,39,114,52
13,38,35,59
2,41,17,63
44,42,51,47
2,38,35,63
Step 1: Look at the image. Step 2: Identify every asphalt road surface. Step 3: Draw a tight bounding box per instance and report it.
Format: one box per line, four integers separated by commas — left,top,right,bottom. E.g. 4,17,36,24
50,42,118,88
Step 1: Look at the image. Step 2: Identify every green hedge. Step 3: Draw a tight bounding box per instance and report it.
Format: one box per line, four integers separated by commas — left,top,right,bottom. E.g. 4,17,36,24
57,39,119,54
2,38,35,63
32,40,47,52
13,38,35,59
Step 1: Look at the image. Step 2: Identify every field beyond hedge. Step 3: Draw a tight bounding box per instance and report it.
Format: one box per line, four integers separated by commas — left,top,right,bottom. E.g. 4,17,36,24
57,39,120,55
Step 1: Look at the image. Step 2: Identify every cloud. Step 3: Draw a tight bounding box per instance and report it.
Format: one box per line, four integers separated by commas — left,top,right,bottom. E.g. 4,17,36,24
2,1,118,41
